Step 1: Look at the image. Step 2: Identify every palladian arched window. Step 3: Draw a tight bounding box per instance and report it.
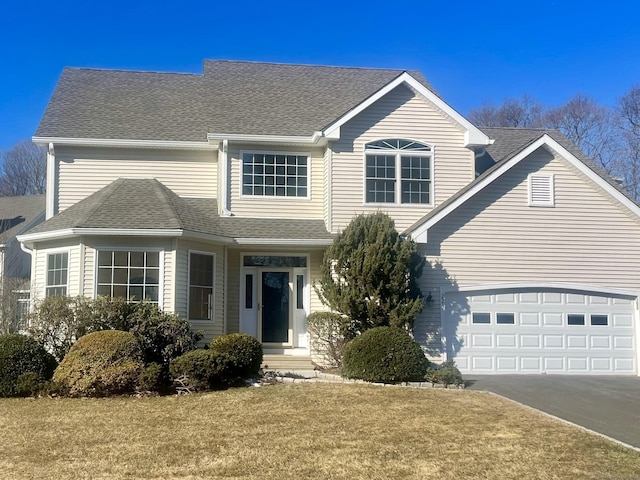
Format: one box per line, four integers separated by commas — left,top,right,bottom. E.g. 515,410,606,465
364,139,432,204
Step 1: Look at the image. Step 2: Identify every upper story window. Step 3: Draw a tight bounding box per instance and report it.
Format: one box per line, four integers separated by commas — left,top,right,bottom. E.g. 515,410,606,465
364,139,432,205
242,153,308,198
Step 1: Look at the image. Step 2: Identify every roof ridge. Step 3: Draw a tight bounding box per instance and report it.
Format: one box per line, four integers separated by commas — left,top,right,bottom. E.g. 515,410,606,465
63,66,202,76
152,179,187,229
75,179,125,227
203,59,409,73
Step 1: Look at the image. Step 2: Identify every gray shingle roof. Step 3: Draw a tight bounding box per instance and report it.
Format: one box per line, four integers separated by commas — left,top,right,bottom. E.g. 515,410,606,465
35,60,437,141
25,179,333,242
0,195,45,243
405,127,640,234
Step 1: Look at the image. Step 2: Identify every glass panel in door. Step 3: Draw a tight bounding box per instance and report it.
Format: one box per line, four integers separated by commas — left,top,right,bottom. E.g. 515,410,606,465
261,271,289,343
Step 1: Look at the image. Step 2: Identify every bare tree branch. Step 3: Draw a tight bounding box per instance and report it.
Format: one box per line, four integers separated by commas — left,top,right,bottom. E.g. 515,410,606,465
0,141,46,197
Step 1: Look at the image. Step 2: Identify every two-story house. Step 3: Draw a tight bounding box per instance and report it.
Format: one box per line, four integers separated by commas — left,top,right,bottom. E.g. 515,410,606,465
19,60,640,374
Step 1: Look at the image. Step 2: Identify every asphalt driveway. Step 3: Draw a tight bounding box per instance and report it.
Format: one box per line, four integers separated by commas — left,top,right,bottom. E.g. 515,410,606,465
467,375,640,449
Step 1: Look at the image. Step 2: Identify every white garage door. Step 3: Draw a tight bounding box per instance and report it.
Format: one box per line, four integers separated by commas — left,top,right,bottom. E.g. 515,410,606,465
444,289,637,374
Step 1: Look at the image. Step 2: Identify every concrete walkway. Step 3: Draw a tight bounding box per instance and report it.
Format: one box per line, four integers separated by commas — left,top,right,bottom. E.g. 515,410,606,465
467,375,640,449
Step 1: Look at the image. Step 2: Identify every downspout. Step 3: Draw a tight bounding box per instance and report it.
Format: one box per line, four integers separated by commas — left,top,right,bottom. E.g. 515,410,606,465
220,139,232,216
46,143,56,219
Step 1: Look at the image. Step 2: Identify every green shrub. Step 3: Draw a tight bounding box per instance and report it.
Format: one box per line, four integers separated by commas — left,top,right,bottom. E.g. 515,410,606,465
306,311,351,368
14,372,45,397
425,360,464,386
209,333,262,380
53,330,144,397
128,303,202,366
341,326,429,383
170,349,234,391
138,362,171,393
29,296,200,364
0,334,57,397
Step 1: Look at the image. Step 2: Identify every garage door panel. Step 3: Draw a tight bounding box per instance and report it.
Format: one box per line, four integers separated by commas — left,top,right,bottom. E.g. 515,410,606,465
520,357,541,371
496,334,517,347
520,335,540,348
567,335,587,348
543,313,563,326
496,357,517,370
613,314,633,327
614,336,634,349
543,335,564,348
567,358,588,370
520,313,540,326
590,336,610,348
446,289,637,374
471,334,492,347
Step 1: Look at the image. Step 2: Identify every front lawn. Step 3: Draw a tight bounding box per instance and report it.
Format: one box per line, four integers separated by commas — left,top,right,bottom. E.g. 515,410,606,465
1,383,638,479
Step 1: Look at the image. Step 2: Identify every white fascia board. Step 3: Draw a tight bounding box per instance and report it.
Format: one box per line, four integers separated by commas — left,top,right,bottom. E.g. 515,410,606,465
234,238,333,246
323,72,491,147
32,137,217,151
207,132,325,145
441,282,639,299
18,228,185,245
409,135,554,242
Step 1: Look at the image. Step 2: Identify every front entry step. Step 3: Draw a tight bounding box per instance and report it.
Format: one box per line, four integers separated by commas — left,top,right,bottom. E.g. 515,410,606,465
262,354,314,371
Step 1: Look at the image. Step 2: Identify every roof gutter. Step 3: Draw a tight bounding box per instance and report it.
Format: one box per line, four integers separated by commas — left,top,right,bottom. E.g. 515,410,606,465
32,137,217,151
207,132,325,145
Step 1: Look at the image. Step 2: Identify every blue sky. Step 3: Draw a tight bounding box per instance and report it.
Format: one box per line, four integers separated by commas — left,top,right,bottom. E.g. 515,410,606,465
1,0,639,151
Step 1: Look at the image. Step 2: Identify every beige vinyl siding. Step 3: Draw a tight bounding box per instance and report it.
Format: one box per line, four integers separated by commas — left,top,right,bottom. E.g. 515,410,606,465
30,241,81,302
330,84,474,233
55,146,217,213
174,240,226,343
309,250,327,314
228,145,324,218
423,147,640,290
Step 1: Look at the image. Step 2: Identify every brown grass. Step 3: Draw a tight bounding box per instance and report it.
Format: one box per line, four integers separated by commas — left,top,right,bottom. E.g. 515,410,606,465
1,383,639,479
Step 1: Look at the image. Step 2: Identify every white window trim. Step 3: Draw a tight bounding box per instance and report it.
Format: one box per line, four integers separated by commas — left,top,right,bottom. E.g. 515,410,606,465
45,248,70,297
186,249,216,322
528,173,555,207
239,150,312,200
92,247,165,310
362,139,434,207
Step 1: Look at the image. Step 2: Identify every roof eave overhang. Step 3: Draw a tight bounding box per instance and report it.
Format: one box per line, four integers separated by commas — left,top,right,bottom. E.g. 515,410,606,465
207,132,326,147
32,137,217,151
234,238,333,246
322,72,491,148
17,228,186,248
407,134,640,243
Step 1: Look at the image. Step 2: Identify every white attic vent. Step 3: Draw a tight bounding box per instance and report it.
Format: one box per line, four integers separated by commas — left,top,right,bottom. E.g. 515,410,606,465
528,174,554,206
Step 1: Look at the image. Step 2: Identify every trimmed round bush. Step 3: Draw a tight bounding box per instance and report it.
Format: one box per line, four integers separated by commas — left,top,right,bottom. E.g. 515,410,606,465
209,333,263,380
53,330,144,397
0,334,57,397
341,326,429,383
138,362,171,394
170,349,234,391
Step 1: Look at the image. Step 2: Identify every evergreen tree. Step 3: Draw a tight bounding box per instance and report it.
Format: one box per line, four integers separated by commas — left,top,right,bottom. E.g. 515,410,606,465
316,212,425,337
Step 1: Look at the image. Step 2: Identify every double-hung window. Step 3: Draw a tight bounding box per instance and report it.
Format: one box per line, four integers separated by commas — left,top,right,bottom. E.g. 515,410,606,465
188,252,215,321
46,252,68,297
242,153,308,197
96,250,160,304
365,139,432,205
